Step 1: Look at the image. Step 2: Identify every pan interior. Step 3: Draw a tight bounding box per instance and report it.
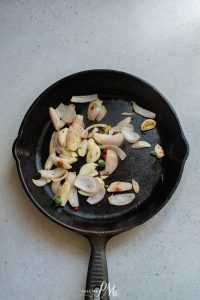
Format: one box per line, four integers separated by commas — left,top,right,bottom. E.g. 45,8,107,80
36,95,164,221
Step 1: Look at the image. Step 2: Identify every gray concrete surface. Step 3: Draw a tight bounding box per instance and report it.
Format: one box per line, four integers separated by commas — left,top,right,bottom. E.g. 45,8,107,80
0,1,199,299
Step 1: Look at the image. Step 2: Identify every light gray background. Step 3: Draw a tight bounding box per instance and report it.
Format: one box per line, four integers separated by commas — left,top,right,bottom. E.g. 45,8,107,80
0,1,199,299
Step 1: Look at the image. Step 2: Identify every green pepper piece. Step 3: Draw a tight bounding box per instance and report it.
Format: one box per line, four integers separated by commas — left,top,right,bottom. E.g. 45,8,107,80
98,159,105,168
53,196,62,206
150,150,156,157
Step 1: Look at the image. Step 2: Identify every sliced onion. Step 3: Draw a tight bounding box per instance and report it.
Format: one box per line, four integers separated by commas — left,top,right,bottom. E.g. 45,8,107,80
51,181,61,194
74,175,100,194
51,171,69,182
117,117,132,127
51,154,72,169
94,132,124,147
68,187,79,208
107,182,132,192
100,145,126,160
60,182,71,206
78,190,93,197
56,103,76,124
85,124,107,132
32,178,50,187
100,150,118,176
132,179,140,194
71,94,98,103
108,193,135,206
121,128,140,144
109,124,134,135
133,102,156,119
122,112,135,116
87,99,103,121
39,168,66,179
86,184,106,205
96,105,107,121
131,141,151,149
44,155,53,170
49,107,61,131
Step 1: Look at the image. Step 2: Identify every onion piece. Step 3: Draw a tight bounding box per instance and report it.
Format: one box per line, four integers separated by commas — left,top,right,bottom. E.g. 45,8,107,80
78,140,88,157
87,99,103,121
141,119,156,131
131,141,151,149
50,154,72,169
109,124,134,135
96,105,107,121
71,94,98,103
66,125,81,151
78,190,93,197
100,150,118,176
107,182,132,192
39,168,66,179
108,193,135,206
51,171,69,182
51,181,61,195
44,155,53,170
79,163,98,177
74,175,100,194
133,102,156,119
121,128,140,144
56,103,76,124
32,178,50,187
49,132,57,154
132,179,140,194
85,124,107,132
122,112,135,116
60,181,71,206
94,132,124,147
86,184,106,205
100,145,126,160
117,117,132,127
86,138,101,163
49,107,61,131
58,128,68,147
68,187,79,208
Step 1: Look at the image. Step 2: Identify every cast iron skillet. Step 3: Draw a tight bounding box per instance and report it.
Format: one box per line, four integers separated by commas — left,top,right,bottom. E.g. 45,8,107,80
12,70,189,300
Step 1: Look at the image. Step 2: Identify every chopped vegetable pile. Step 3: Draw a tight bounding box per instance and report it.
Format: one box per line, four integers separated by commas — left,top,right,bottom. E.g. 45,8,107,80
32,94,165,209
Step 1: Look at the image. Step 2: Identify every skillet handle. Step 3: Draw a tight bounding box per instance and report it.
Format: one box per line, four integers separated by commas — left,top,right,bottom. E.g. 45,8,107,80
85,235,110,300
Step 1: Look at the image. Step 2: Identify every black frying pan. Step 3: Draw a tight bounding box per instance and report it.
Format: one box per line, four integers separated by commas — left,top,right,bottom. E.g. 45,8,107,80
12,70,189,300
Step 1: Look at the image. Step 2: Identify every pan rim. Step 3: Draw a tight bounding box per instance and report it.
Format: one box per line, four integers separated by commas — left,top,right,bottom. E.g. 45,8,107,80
12,69,189,235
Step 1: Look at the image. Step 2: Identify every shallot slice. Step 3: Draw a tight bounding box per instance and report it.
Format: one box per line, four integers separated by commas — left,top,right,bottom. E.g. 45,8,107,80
74,175,100,194
78,190,93,197
71,94,98,103
32,178,50,187
44,155,53,170
132,179,140,194
131,141,151,149
85,124,107,132
140,119,156,131
87,99,103,121
56,103,76,124
86,184,106,205
60,182,71,206
94,132,124,147
68,187,79,208
51,181,61,195
96,105,107,121
107,182,132,192
108,193,135,206
86,138,101,163
50,154,72,169
109,124,134,135
39,168,66,179
117,117,132,127
100,145,126,160
133,102,156,119
100,150,118,176
79,163,98,177
121,128,140,144
49,107,61,131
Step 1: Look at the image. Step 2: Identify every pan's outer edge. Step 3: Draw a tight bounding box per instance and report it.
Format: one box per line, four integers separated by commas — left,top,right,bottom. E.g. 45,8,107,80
12,69,189,236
